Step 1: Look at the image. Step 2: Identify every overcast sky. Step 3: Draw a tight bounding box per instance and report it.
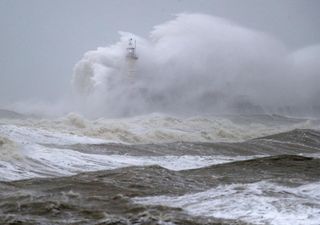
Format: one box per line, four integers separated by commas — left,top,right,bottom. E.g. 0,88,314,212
0,0,319,106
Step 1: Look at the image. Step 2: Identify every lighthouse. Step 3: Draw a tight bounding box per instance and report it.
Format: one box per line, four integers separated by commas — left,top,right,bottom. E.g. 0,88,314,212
126,38,138,80
126,38,138,60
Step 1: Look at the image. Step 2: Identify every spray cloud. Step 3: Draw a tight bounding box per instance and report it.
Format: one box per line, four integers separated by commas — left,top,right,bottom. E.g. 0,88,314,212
72,14,320,118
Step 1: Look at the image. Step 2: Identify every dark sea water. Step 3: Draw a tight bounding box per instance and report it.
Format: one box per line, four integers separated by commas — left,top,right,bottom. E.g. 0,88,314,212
0,113,320,224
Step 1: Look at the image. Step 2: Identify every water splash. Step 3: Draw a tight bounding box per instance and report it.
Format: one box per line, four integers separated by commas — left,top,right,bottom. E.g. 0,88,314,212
72,13,320,118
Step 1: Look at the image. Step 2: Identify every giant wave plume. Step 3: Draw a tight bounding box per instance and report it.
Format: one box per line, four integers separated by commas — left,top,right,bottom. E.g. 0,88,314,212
71,13,320,118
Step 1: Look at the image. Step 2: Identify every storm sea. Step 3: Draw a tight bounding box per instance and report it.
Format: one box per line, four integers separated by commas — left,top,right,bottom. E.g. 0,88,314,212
1,11,320,225
1,110,320,225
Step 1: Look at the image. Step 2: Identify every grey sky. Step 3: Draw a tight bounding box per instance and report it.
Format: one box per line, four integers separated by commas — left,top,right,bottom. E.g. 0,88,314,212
0,0,319,106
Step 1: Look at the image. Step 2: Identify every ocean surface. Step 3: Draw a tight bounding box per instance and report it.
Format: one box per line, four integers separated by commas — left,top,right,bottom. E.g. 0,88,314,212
0,111,320,225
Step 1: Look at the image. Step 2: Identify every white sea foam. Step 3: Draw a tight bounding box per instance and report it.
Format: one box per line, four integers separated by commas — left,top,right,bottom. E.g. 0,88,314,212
0,121,261,181
0,114,318,181
0,124,107,145
0,142,256,181
134,181,320,225
0,113,317,144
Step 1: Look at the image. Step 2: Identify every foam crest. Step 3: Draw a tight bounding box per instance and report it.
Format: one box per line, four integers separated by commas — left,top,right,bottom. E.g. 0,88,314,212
0,141,256,181
135,181,320,225
0,121,260,181
0,124,106,145
1,113,317,144
0,135,22,161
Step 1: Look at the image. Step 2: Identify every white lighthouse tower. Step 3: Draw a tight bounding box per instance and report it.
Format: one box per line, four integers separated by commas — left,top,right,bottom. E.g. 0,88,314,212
126,38,138,80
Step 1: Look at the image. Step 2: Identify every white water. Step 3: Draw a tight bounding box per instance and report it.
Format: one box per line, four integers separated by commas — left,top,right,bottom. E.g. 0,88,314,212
0,113,318,181
135,181,320,225
0,144,257,181
0,115,319,224
0,121,262,181
1,113,316,144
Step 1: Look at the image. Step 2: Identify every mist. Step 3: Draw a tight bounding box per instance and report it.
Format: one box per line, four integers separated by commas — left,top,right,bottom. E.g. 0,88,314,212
71,13,320,117
1,1,320,118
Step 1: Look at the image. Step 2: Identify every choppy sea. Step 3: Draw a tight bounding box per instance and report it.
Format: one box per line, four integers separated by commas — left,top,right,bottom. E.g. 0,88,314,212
1,111,320,225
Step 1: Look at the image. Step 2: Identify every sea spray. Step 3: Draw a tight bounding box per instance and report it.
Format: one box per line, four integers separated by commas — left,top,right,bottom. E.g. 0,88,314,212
72,13,320,118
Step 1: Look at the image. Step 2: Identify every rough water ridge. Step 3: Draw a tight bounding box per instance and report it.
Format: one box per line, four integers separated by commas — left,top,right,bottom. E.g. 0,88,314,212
1,155,319,224
0,113,320,224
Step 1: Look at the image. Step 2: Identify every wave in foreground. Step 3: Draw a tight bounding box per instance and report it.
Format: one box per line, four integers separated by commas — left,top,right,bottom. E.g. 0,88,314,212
1,155,319,225
0,113,320,224
0,113,319,181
